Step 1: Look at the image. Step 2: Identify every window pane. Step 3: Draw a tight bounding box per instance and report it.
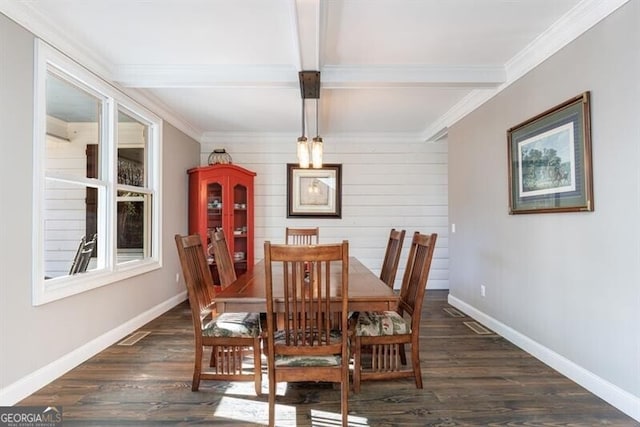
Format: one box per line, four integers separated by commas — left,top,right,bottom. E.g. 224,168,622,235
44,72,101,280
117,110,147,187
44,178,98,279
117,190,151,264
46,73,101,180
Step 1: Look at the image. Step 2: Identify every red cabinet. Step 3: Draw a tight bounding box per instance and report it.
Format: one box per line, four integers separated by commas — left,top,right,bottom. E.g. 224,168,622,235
188,164,256,283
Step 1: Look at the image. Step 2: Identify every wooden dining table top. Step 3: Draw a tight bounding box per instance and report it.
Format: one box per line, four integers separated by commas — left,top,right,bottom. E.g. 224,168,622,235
214,257,399,313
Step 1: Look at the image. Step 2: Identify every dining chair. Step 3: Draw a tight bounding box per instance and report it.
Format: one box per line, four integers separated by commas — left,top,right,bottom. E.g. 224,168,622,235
285,227,319,245
379,228,406,288
209,229,237,288
174,234,262,395
69,233,97,275
263,240,350,427
352,232,437,392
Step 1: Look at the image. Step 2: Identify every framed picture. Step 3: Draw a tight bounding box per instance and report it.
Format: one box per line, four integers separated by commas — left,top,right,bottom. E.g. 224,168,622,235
287,164,342,218
507,92,593,214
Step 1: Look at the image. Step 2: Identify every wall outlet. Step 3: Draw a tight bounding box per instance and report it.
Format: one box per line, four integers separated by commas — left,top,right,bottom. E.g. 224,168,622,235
480,285,486,297
175,273,180,283
451,223,456,233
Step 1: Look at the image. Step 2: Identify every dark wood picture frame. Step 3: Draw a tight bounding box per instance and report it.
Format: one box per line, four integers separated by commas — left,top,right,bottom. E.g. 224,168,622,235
507,92,593,214
287,164,342,218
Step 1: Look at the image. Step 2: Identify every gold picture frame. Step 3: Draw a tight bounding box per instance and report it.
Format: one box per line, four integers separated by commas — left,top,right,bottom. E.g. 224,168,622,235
507,92,594,214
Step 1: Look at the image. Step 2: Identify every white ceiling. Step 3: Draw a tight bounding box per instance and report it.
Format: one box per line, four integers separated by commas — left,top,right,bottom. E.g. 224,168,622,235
0,0,627,142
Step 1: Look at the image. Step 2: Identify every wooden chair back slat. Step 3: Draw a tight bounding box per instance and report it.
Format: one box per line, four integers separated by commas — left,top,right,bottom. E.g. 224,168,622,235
285,227,319,245
175,234,216,324
379,228,406,288
210,229,237,288
399,232,437,324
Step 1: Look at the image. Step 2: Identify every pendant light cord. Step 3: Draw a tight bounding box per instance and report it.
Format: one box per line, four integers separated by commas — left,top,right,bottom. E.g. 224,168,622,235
301,98,306,138
315,99,319,137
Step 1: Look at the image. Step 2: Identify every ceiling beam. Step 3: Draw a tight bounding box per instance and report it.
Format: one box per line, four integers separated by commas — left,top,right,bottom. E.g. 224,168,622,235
294,0,321,71
113,63,505,89
321,65,505,88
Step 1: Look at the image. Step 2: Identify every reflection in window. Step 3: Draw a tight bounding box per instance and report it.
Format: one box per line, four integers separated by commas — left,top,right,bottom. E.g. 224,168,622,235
43,73,102,280
117,108,152,265
117,191,151,264
117,110,147,187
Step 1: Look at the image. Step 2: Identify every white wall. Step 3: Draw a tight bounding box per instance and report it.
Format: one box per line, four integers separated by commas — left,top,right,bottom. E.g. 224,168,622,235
200,135,450,290
448,0,639,420
0,13,200,404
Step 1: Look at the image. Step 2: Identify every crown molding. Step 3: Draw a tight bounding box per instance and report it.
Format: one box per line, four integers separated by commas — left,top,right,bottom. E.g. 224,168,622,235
422,88,498,142
0,0,205,143
422,0,631,142
505,0,631,83
0,0,112,78
124,89,203,143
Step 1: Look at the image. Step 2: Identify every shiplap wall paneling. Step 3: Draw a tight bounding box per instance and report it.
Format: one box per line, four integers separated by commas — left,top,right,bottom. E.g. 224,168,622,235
200,136,449,289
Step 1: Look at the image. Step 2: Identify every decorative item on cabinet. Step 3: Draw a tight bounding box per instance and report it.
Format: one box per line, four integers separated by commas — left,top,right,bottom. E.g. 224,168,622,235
187,164,256,285
207,148,232,165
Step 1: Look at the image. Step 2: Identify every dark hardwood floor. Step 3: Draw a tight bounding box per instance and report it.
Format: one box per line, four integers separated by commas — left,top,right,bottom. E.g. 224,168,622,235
20,290,637,426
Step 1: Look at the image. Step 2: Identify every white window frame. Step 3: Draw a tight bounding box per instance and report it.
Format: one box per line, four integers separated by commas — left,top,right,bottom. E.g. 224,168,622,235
32,40,163,305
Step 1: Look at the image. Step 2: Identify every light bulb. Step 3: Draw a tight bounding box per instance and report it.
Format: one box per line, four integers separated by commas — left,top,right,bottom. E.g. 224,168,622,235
312,137,323,168
297,137,309,168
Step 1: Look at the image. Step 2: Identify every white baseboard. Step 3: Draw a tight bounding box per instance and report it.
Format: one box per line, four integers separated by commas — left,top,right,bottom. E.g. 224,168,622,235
448,294,640,423
0,291,187,406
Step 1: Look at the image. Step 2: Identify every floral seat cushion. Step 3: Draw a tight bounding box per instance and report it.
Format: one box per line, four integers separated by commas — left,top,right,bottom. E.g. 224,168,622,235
273,329,343,367
202,312,261,338
355,311,410,336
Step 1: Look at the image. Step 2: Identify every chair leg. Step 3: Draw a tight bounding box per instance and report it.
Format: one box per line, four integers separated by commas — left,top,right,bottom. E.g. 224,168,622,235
411,340,423,389
268,374,276,426
399,342,407,365
341,360,349,426
192,343,203,391
209,345,217,367
253,338,262,396
266,344,276,427
353,337,362,393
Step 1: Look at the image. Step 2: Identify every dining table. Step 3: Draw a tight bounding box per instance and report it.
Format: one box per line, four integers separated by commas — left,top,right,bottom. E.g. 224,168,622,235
214,257,399,313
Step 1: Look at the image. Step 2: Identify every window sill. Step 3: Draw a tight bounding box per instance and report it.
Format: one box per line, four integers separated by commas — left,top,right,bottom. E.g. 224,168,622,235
33,259,161,306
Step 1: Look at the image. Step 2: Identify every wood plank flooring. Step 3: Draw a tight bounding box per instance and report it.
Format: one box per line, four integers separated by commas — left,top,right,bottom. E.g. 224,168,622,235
19,290,638,426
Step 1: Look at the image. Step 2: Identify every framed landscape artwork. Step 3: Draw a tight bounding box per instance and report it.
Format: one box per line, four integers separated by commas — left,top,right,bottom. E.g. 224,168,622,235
287,164,342,218
507,92,594,214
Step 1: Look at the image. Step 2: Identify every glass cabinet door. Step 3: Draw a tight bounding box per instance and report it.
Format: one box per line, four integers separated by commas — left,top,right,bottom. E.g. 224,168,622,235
232,183,248,276
206,181,223,261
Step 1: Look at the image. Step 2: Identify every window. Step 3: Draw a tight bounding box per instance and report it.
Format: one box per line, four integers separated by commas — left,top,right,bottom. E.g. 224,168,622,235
116,109,152,264
33,40,162,305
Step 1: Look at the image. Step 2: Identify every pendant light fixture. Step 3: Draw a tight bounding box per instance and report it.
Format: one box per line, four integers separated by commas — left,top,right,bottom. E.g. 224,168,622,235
297,71,323,168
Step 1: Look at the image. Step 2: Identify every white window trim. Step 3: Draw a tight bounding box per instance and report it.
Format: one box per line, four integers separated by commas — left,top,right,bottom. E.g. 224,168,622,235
32,39,163,305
